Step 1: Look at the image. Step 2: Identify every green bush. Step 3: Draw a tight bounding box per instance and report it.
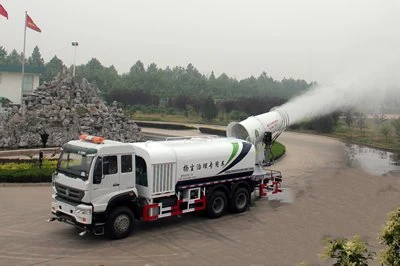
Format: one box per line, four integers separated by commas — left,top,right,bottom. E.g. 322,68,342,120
0,160,56,183
321,235,375,265
379,208,400,265
0,96,11,108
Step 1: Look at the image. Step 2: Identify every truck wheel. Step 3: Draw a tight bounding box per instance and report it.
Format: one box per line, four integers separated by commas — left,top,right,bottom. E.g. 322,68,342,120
106,206,134,240
230,187,249,213
207,190,227,218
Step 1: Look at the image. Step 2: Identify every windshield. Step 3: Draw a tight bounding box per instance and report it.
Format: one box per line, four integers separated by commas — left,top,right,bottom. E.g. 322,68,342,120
57,151,94,180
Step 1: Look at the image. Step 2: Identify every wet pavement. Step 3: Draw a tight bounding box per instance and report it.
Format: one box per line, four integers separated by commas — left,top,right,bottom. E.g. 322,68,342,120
345,144,400,176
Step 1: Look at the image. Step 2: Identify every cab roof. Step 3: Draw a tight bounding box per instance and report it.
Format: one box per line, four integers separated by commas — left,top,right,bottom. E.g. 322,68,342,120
64,139,135,155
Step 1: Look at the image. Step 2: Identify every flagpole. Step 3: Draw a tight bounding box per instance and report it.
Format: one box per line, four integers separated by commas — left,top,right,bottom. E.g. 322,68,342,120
21,11,27,108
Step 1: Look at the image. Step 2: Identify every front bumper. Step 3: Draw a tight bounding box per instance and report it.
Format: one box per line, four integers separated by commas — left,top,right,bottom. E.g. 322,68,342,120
50,195,92,225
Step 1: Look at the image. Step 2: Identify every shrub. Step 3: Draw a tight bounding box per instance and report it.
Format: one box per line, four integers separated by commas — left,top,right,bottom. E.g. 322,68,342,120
379,208,400,265
321,235,375,266
0,160,56,183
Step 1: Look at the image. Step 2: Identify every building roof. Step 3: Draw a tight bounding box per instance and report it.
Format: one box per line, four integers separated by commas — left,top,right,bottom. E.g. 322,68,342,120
0,64,44,74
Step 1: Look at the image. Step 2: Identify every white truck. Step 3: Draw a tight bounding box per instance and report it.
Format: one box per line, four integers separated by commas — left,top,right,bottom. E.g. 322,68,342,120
49,134,283,239
49,109,289,239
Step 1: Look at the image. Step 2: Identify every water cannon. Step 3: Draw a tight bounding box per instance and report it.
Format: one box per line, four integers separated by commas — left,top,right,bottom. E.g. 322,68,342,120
226,108,289,165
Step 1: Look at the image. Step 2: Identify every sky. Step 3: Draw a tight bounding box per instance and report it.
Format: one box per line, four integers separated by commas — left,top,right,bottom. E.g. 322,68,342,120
1,0,399,84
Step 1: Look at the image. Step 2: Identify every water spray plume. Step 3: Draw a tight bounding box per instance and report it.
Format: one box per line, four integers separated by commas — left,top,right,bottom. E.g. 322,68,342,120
278,62,400,125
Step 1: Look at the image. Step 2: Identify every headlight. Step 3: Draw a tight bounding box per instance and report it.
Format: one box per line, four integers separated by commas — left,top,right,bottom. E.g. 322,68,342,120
75,207,92,215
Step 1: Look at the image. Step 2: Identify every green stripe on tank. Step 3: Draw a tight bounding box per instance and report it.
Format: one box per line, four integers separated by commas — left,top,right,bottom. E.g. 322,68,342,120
227,142,239,165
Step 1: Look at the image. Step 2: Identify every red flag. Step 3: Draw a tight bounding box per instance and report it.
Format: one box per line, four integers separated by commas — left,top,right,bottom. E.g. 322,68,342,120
26,14,41,32
0,4,8,19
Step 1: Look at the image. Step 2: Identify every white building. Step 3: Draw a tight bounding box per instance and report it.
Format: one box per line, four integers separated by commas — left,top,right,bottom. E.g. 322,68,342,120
0,64,43,105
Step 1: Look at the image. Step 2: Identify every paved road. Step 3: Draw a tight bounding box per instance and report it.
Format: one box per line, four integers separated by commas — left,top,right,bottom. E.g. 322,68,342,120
1,132,400,265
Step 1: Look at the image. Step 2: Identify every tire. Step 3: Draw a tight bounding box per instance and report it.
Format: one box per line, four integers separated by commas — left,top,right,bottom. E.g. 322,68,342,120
106,206,134,240
230,187,249,213
207,190,227,219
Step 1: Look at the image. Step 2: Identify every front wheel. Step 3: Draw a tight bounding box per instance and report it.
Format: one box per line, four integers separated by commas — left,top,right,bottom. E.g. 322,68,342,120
106,206,134,239
207,190,227,219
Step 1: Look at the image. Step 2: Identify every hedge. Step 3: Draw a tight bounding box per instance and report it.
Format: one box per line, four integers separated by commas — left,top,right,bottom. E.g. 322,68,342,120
0,160,56,183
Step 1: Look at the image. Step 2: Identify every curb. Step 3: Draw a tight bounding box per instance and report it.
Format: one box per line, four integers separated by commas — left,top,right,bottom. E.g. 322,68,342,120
0,182,51,187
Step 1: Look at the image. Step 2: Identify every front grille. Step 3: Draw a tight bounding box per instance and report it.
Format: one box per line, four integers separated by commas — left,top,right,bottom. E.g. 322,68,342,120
55,182,84,202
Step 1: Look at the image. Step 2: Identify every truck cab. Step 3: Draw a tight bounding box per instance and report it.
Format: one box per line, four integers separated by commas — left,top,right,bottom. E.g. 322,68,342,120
51,135,138,238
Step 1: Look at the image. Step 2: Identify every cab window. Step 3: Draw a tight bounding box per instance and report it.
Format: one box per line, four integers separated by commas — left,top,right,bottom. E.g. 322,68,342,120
121,155,133,173
103,156,118,175
135,156,148,187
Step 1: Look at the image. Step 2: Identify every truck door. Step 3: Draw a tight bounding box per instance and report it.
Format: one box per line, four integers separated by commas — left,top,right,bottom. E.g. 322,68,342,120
92,155,120,205
119,154,135,190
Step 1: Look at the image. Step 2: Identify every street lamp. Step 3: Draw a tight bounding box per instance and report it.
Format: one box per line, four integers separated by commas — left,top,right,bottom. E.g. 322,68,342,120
71,42,79,77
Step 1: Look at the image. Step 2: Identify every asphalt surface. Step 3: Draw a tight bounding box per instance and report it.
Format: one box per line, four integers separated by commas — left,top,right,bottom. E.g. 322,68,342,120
1,131,400,266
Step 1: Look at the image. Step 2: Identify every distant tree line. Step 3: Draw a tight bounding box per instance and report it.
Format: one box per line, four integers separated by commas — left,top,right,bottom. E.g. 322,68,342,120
0,45,316,122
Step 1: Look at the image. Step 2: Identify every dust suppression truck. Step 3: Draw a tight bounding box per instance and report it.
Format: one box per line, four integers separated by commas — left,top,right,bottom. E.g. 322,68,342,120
48,109,289,239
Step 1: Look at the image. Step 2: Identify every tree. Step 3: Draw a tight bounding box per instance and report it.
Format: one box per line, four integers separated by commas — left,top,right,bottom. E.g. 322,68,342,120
86,58,103,71
147,63,158,73
199,96,218,121
380,123,392,142
301,112,340,133
321,235,375,266
42,55,64,83
0,46,8,64
103,65,120,93
392,118,400,137
27,46,44,67
356,112,366,133
344,109,355,130
209,71,216,81
6,49,22,65
130,60,145,74
76,58,110,93
379,208,400,265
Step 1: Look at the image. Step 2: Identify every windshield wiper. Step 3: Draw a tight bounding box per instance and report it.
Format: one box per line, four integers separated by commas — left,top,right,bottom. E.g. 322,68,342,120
57,169,85,180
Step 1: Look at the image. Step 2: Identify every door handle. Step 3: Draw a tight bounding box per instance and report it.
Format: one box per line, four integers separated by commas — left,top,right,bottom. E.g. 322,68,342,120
113,183,120,187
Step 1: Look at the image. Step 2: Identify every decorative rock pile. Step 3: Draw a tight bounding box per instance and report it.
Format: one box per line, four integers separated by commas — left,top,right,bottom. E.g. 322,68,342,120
0,69,142,148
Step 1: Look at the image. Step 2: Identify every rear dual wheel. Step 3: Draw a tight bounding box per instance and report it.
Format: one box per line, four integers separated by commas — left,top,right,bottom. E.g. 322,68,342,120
230,187,250,213
206,187,250,218
207,191,227,218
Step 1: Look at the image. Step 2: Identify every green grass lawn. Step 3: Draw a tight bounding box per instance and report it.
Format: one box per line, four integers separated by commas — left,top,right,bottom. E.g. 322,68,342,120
271,141,286,160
